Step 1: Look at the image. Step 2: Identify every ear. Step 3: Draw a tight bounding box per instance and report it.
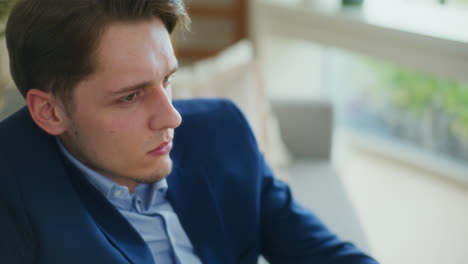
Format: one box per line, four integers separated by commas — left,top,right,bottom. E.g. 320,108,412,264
26,89,69,135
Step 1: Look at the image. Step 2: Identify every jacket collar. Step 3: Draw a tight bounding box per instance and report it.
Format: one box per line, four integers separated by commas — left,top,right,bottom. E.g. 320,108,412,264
64,157,155,264
62,129,233,263
166,161,233,264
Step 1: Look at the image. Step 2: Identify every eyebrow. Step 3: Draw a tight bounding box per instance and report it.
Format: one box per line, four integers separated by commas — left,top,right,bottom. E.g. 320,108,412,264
111,65,179,96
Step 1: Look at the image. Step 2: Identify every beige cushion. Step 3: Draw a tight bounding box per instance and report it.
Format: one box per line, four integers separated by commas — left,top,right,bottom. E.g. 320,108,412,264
172,40,291,177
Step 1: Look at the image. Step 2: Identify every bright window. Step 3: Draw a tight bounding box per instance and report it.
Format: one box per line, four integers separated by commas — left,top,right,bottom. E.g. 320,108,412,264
327,48,468,166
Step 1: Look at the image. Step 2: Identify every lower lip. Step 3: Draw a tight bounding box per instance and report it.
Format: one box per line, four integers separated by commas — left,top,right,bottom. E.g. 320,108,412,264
149,141,173,156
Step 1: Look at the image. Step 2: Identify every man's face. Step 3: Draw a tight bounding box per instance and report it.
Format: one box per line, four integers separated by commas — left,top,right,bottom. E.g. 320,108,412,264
59,19,181,190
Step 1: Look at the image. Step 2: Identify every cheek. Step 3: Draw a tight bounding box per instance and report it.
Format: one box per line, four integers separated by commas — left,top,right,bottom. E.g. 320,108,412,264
73,103,149,149
95,113,147,148
105,114,142,134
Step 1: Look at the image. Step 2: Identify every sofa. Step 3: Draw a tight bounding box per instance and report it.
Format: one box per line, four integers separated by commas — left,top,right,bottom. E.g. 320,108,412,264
272,99,370,252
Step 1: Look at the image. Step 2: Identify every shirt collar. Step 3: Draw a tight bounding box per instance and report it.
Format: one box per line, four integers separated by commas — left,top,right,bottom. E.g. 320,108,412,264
56,137,168,211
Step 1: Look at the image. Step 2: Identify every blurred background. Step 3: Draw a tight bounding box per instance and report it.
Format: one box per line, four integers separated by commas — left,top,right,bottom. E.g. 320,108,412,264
175,1,468,263
2,0,468,263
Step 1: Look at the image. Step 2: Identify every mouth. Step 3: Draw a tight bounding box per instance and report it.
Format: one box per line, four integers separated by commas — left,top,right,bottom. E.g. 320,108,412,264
148,139,173,156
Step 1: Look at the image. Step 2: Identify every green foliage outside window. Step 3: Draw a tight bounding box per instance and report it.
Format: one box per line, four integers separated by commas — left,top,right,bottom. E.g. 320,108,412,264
351,56,468,161
0,0,16,37
0,0,14,20
451,0,468,4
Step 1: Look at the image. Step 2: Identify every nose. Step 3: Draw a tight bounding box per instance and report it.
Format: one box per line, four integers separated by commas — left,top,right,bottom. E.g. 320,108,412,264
148,87,182,131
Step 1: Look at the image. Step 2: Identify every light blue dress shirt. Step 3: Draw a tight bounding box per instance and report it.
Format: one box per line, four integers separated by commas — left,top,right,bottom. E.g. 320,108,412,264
56,139,202,264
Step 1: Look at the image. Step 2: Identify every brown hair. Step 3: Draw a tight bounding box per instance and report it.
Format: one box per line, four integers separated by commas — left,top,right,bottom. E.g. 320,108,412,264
5,0,190,104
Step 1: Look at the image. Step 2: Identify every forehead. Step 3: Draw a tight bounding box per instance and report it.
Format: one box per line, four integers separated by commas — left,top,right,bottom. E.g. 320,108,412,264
92,19,176,83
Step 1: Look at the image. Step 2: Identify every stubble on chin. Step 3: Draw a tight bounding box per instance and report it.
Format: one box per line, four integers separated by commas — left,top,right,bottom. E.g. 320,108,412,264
133,158,173,184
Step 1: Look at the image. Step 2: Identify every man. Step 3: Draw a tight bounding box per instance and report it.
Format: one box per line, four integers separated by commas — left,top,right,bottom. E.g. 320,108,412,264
0,0,379,263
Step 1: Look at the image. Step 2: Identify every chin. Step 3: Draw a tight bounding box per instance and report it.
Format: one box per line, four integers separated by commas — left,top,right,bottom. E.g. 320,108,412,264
137,158,173,184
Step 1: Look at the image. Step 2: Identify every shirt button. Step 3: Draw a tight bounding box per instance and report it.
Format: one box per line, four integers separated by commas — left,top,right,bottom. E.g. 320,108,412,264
113,189,122,197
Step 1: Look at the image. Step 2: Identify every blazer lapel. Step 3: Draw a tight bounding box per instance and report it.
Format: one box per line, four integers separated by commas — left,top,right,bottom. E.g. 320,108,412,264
166,163,233,264
64,160,155,264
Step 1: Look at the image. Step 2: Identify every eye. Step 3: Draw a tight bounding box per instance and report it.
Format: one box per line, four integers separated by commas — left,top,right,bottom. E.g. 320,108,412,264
163,74,175,87
120,92,138,103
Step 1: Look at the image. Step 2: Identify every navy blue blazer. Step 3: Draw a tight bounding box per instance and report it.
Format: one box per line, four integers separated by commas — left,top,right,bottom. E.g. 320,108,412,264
0,98,378,264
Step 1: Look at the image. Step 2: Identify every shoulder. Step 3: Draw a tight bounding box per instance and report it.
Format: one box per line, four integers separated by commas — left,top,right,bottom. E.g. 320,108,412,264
0,106,55,161
0,108,56,251
172,98,261,179
0,107,61,197
0,107,36,146
0,107,40,170
174,98,247,126
173,98,257,147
